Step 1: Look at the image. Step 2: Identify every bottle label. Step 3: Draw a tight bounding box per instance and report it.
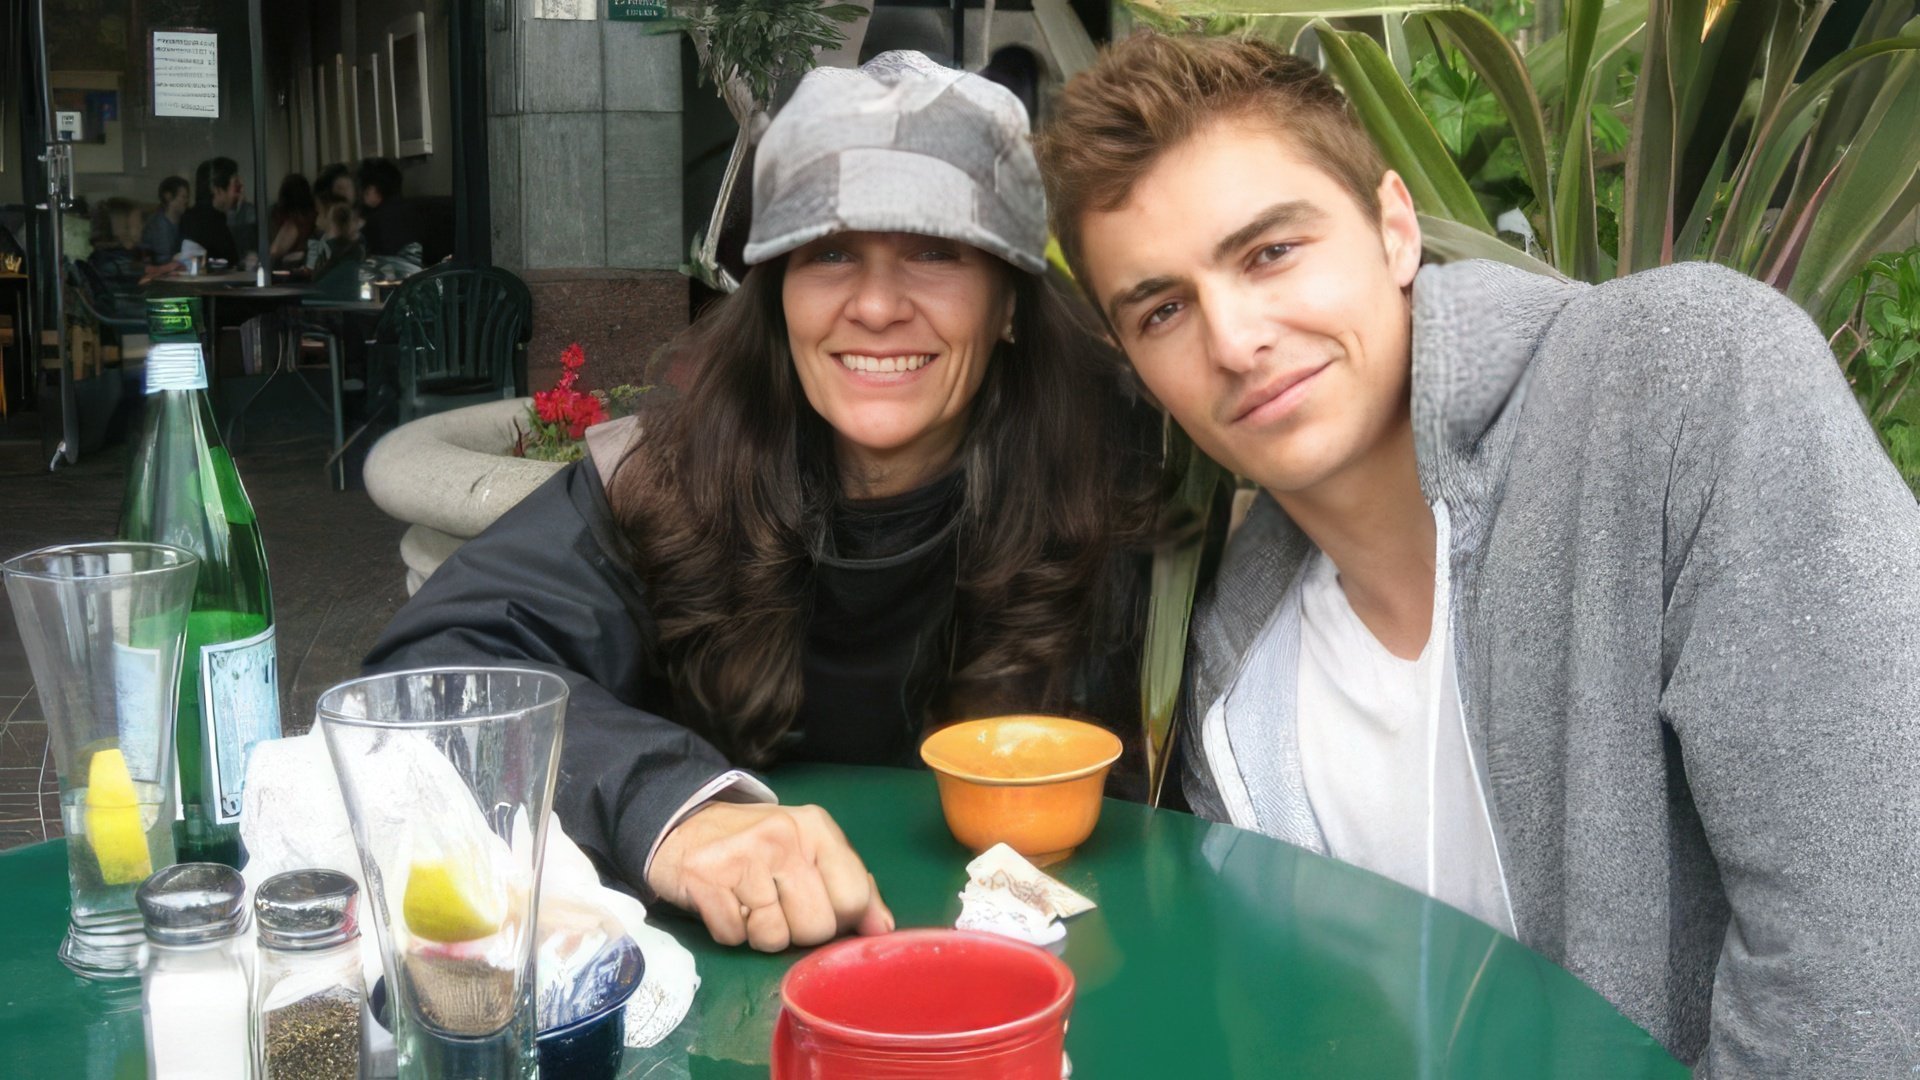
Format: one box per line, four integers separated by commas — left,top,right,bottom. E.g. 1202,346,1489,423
112,642,165,783
146,297,198,336
199,625,280,824
145,342,208,393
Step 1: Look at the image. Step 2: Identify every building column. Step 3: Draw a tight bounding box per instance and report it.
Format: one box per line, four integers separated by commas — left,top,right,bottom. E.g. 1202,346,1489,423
487,1,688,391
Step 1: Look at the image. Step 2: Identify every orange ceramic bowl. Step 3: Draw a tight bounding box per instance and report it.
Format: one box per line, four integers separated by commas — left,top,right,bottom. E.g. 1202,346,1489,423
918,716,1123,866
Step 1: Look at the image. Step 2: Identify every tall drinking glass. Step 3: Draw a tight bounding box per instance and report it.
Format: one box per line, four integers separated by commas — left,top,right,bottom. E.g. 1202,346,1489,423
3,542,199,978
319,667,567,1079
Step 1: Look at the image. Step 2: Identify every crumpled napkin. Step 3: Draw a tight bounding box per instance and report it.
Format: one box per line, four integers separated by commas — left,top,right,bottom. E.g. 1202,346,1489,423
953,843,1096,947
240,730,699,1048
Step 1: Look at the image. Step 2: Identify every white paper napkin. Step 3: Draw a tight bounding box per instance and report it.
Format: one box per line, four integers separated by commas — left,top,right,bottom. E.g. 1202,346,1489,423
953,843,1095,946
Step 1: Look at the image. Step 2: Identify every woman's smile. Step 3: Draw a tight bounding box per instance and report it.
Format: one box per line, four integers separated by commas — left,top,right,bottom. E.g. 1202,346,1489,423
833,351,941,379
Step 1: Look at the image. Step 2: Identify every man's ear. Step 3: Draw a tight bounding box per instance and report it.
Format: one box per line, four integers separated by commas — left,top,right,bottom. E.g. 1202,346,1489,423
1375,170,1423,289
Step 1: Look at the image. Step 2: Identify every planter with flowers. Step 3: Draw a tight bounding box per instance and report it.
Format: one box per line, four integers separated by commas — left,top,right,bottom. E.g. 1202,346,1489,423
364,345,647,593
510,343,650,462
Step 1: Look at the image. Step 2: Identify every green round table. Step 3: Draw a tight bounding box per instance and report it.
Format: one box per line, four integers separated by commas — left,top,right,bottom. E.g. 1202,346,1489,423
0,765,1684,1078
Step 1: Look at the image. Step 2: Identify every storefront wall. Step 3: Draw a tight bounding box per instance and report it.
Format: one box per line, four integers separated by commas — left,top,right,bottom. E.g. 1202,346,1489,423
296,0,457,200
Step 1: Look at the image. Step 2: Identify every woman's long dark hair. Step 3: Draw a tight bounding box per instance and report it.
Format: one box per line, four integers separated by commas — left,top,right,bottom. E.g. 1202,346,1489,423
609,258,1153,767
275,173,316,217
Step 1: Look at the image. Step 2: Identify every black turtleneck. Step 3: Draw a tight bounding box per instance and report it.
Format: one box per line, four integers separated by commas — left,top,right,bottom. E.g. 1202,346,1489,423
787,470,964,765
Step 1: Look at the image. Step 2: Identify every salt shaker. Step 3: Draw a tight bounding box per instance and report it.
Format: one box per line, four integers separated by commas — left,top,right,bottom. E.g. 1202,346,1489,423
253,869,364,1080
136,863,255,1080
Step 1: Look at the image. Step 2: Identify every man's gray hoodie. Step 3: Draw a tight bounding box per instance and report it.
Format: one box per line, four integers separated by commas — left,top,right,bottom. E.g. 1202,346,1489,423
1179,259,1920,1075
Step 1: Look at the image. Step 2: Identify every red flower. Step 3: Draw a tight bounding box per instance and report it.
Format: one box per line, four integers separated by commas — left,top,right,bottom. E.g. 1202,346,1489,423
567,393,608,439
533,385,605,439
521,343,613,456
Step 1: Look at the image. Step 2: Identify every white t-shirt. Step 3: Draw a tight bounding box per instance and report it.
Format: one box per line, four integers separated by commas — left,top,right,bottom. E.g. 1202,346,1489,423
1295,550,1514,935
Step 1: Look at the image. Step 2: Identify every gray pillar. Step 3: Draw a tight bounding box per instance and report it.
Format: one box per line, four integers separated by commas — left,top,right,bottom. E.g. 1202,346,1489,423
487,3,684,273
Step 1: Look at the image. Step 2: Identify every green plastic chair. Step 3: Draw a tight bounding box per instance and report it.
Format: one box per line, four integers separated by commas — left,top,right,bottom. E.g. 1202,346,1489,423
369,263,532,424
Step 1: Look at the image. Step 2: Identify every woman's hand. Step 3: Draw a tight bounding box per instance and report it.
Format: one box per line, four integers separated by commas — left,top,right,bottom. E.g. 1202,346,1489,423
648,802,895,952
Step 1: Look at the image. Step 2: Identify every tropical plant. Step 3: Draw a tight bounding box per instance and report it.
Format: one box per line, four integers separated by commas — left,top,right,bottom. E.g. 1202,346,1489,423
651,0,868,291
1828,245,1920,493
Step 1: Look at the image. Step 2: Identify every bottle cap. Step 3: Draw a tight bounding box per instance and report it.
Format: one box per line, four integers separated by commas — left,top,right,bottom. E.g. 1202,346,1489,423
255,869,360,951
136,863,250,946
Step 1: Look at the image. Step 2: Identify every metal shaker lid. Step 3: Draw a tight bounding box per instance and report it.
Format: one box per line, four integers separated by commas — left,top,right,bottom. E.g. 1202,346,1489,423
255,869,360,951
136,863,250,946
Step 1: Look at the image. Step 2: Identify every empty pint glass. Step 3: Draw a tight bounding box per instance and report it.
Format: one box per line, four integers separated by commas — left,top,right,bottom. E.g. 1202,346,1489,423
3,542,199,978
319,667,566,1079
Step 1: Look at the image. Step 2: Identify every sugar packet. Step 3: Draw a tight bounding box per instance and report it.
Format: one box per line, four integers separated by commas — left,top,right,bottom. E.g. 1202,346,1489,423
954,843,1095,946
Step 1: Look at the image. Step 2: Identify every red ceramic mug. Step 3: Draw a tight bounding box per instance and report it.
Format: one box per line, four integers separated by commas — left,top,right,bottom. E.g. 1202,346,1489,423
773,929,1075,1079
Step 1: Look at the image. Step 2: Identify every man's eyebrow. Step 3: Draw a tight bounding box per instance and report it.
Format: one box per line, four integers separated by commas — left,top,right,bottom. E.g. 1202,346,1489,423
1211,200,1324,264
1105,275,1183,327
1102,200,1326,327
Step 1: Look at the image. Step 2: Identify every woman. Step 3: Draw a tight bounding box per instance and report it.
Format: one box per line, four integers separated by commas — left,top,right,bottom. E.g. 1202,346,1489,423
267,174,318,268
366,53,1154,953
314,162,356,205
305,199,364,283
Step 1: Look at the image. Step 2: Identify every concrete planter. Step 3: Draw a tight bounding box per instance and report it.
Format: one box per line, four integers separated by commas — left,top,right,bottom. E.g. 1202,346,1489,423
363,398,564,594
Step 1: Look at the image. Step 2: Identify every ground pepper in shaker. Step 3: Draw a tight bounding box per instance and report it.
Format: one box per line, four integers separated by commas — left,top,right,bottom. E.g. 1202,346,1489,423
254,869,364,1080
137,863,255,1079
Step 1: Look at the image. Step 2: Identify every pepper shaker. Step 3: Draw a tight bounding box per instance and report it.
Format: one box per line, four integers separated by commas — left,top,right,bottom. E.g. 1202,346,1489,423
254,869,365,1080
137,863,255,1080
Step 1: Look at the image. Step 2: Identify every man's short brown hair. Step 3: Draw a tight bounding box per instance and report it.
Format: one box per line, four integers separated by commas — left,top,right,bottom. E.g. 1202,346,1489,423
1036,32,1388,284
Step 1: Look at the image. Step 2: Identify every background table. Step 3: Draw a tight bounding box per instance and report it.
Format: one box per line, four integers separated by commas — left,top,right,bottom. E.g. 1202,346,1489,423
0,765,1686,1078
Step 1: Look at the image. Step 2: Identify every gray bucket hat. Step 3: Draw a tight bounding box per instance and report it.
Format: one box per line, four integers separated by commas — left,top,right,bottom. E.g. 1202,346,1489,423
743,51,1047,274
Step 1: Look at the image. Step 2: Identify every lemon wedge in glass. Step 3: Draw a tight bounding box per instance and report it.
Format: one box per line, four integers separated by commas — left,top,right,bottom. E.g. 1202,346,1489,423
84,748,152,886
403,857,506,943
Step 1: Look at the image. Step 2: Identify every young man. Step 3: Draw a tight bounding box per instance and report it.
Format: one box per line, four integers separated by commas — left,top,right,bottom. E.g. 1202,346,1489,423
179,157,244,265
1038,33,1919,1076
356,157,421,258
140,175,190,263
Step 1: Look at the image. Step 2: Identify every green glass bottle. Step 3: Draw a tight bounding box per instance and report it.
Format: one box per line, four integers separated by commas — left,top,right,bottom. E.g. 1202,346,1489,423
118,296,281,867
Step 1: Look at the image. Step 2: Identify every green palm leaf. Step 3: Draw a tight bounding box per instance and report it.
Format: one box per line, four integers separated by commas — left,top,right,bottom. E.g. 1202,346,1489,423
1618,0,1681,275
1136,0,1454,15
1141,425,1227,806
1420,8,1557,254
1711,34,1920,269
1317,24,1495,232
1550,0,1606,281
1785,32,1920,314
1527,0,1647,107
1418,214,1564,278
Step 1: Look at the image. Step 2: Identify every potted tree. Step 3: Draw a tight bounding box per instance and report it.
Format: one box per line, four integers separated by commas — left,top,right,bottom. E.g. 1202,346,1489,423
654,0,870,290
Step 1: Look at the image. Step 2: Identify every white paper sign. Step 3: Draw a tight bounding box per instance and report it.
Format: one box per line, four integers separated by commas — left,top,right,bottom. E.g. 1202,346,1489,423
153,31,220,118
54,111,82,140
534,0,596,19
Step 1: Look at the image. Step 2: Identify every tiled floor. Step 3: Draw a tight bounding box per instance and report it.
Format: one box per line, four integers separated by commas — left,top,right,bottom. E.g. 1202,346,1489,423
0,690,55,849
0,388,412,850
